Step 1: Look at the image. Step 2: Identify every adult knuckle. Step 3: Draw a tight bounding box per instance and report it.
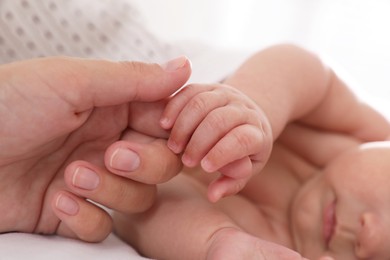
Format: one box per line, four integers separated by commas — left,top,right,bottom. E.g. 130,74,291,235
127,184,157,213
113,181,133,203
119,61,161,85
145,152,171,184
141,140,182,184
152,156,177,183
38,57,91,106
119,60,154,74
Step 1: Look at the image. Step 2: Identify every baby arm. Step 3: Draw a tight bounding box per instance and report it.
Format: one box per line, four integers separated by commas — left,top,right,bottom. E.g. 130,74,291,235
160,83,273,202
223,44,390,142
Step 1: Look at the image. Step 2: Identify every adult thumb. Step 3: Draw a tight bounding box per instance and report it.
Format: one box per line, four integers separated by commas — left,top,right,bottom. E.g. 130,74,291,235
78,56,191,109
26,56,192,111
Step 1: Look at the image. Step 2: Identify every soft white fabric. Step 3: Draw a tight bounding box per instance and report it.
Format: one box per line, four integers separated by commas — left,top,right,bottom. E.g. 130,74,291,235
0,0,181,64
0,233,150,260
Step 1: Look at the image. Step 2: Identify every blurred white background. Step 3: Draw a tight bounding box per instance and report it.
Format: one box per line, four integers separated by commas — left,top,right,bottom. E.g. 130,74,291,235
134,0,390,115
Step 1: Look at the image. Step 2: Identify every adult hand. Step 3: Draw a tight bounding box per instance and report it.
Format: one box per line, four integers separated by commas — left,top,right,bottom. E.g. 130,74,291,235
0,56,191,241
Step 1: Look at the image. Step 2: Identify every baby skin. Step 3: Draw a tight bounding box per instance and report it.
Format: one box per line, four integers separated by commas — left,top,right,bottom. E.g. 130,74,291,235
114,45,390,259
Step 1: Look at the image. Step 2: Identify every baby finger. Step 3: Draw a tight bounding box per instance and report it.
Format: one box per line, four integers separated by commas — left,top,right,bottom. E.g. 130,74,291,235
207,175,248,202
160,84,215,129
201,125,266,173
182,106,254,167
167,90,228,154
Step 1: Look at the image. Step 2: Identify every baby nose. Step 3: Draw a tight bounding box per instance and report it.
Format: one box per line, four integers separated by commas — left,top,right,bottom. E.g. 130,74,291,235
355,212,386,259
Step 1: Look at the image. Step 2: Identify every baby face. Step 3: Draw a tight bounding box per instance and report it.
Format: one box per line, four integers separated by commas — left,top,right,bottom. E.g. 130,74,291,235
290,141,390,260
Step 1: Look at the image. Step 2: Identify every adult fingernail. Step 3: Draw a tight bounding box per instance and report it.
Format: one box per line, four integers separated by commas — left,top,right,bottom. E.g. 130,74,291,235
110,147,140,172
56,194,79,216
162,56,188,72
72,167,100,190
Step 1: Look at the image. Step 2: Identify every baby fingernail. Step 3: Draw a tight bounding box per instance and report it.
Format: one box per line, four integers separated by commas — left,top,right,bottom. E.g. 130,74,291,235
182,154,195,167
110,147,140,172
72,167,100,190
167,139,181,154
56,194,79,216
160,117,171,129
201,158,214,172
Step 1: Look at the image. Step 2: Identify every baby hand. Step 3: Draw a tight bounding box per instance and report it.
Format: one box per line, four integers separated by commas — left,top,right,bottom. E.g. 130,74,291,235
160,84,273,202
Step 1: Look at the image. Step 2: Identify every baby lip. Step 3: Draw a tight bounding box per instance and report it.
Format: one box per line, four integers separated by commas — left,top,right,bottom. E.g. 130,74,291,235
323,200,337,247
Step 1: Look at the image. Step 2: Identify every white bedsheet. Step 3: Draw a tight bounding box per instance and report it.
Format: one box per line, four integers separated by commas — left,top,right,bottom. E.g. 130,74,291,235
0,233,148,260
